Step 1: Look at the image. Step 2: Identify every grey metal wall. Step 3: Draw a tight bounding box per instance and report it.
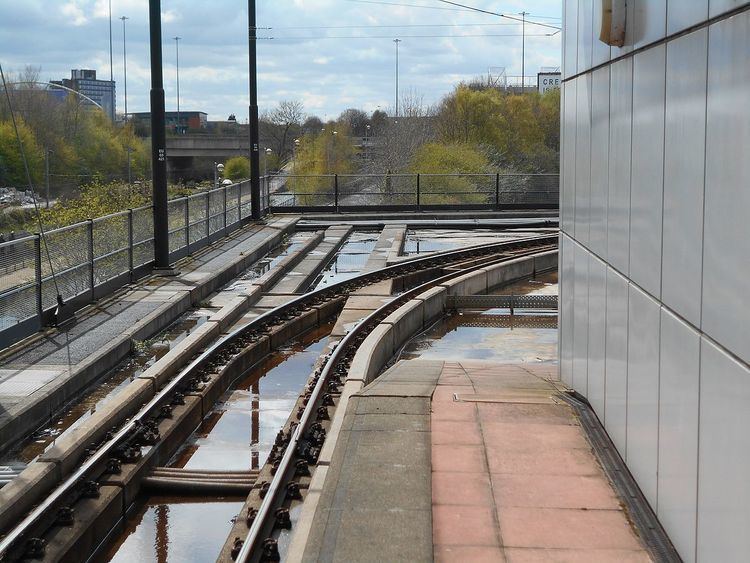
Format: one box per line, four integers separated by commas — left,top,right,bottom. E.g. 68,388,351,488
559,2,750,561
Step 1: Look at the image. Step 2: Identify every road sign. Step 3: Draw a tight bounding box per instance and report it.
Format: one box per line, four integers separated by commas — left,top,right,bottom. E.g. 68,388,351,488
537,72,561,94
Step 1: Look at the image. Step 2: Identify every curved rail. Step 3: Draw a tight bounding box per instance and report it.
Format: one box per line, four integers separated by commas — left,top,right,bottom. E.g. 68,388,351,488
234,241,557,561
0,234,556,561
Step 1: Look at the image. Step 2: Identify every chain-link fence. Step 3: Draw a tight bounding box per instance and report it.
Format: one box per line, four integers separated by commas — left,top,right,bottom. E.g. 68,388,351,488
0,180,254,348
266,173,559,211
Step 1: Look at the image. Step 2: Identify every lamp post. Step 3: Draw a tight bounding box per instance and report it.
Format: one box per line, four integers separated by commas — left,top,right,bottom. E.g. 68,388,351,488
264,148,272,178
45,149,53,208
293,138,300,173
214,162,224,188
520,11,528,93
173,36,181,133
365,124,371,160
393,38,401,117
121,16,130,184
327,130,337,173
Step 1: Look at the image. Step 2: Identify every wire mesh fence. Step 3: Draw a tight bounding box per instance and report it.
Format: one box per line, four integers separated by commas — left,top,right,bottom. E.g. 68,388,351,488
266,173,559,209
0,181,255,347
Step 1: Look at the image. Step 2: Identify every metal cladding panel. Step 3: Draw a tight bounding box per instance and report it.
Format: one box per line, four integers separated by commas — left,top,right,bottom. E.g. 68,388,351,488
606,58,633,275
710,0,750,18
563,0,579,78
589,67,610,259
560,234,575,386
632,0,667,49
575,74,592,245
702,11,750,364
562,80,577,235
587,255,607,419
667,0,708,34
658,309,700,563
697,337,750,562
662,30,708,328
592,0,611,66
604,266,628,455
577,0,593,74
572,242,589,394
629,45,666,299
625,283,660,506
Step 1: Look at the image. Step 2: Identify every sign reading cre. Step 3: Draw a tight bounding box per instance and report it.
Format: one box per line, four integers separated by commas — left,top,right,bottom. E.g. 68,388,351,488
537,72,561,94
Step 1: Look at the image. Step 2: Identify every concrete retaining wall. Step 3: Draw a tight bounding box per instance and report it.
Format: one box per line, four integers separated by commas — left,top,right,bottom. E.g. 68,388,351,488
348,250,558,385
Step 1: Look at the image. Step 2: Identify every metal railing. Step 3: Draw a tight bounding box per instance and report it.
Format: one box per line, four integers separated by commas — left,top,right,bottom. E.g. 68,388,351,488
0,180,256,349
263,172,559,212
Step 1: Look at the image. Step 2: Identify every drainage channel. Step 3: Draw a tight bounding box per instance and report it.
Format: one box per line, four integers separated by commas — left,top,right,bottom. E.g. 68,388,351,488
100,322,335,562
0,234,312,474
309,231,379,290
399,270,558,364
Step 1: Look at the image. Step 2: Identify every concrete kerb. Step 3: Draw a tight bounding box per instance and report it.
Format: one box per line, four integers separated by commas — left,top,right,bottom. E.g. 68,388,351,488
0,461,62,535
347,324,394,385
414,285,447,326
533,249,558,274
248,230,325,292
382,299,425,352
485,255,535,290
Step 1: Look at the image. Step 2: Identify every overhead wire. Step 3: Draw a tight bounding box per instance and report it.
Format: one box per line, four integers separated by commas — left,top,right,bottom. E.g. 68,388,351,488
433,0,562,30
258,32,553,40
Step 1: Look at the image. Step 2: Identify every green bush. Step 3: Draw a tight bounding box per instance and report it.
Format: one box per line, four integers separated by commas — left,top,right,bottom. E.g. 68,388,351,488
224,156,250,181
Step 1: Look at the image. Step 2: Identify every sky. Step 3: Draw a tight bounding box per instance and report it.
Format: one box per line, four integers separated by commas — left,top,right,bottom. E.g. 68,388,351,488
1,0,561,121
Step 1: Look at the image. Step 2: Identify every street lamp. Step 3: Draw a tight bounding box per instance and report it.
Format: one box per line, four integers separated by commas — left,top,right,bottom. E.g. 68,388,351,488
214,162,224,188
328,131,337,173
393,38,401,117
121,16,131,185
264,148,272,178
365,124,371,160
173,36,181,133
45,149,53,208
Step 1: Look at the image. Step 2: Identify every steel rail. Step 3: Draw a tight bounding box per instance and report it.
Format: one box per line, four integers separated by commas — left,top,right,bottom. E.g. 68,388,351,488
235,240,557,562
0,233,555,560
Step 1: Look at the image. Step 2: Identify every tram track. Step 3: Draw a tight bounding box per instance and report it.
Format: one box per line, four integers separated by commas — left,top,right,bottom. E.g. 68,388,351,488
0,233,557,562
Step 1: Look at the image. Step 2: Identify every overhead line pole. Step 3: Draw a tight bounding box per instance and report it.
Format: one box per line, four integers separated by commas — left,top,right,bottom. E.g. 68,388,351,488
108,0,114,120
249,0,261,219
148,0,173,271
174,36,181,133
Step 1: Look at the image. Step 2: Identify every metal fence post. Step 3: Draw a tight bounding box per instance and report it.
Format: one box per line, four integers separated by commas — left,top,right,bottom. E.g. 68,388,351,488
88,219,95,299
184,197,190,255
205,189,210,240
334,174,339,212
223,186,228,236
128,209,134,281
495,173,500,209
416,173,421,211
266,177,271,211
34,234,43,320
237,182,242,224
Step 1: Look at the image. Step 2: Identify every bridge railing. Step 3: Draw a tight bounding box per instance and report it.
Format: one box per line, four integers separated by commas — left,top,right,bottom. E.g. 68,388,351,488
264,172,559,212
0,180,257,349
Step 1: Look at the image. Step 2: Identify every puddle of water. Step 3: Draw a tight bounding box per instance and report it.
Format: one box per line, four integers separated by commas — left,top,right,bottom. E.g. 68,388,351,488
401,274,559,364
1,313,209,466
103,497,243,563
402,229,537,255
312,232,378,290
169,322,334,472
238,232,312,282
102,322,334,563
489,270,558,295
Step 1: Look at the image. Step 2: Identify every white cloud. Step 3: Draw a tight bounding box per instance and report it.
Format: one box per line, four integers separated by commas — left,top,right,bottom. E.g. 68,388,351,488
61,2,88,26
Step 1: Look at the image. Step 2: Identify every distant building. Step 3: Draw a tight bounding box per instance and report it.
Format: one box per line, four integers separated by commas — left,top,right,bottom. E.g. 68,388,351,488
130,111,208,133
51,69,115,119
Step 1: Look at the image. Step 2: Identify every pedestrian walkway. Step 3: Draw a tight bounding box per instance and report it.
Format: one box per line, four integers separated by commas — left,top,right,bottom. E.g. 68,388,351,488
431,361,650,562
299,359,653,562
0,217,297,451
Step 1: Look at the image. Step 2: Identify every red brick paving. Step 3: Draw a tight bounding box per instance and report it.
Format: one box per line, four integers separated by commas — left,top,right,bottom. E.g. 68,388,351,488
431,361,652,562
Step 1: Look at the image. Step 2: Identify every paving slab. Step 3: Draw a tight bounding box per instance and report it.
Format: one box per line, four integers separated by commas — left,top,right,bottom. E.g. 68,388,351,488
429,360,654,561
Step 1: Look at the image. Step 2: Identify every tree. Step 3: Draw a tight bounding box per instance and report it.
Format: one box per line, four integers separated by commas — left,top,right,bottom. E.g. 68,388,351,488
409,142,490,204
0,118,44,187
224,156,250,180
302,116,323,135
338,108,369,137
261,100,305,165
